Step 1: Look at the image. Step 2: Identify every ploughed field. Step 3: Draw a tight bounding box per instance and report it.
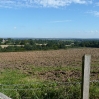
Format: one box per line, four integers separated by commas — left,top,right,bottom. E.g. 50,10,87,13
0,48,99,83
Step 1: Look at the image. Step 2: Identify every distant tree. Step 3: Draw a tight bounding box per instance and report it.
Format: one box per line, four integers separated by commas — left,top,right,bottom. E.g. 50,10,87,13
0,46,2,52
4,46,15,52
0,38,3,43
29,39,35,45
24,44,33,50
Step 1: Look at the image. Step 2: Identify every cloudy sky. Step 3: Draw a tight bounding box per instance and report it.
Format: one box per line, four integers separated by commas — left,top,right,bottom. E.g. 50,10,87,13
0,0,99,38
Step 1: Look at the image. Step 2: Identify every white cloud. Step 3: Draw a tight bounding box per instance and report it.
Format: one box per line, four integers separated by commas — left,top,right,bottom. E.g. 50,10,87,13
89,30,99,35
87,11,99,17
76,30,99,37
35,0,93,7
0,0,92,8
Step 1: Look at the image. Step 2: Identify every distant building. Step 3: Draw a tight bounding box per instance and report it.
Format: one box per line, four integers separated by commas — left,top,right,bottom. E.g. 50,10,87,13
65,43,74,47
35,43,47,46
1,39,6,44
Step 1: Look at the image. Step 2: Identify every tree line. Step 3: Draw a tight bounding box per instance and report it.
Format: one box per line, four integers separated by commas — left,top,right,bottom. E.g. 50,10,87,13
0,38,99,52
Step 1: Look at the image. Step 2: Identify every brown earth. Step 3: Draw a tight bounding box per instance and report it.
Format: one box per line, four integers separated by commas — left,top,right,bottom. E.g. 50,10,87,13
0,48,99,81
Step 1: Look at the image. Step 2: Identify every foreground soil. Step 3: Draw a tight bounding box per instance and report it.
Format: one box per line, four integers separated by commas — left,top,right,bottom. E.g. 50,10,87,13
0,48,99,82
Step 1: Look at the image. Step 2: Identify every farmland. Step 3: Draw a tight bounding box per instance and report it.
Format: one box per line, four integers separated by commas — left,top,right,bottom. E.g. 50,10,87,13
0,48,99,82
0,48,99,99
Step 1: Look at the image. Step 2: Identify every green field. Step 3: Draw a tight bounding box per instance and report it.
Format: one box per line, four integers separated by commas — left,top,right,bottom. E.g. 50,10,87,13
0,48,99,99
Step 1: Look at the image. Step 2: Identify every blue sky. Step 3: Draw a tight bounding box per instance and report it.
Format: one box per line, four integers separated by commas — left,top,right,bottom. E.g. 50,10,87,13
0,0,99,38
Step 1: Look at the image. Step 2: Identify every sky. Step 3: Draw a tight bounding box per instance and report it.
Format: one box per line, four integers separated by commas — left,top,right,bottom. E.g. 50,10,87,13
0,0,99,38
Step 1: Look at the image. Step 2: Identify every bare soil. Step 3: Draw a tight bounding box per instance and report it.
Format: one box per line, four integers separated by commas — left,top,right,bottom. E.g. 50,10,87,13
0,48,99,81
